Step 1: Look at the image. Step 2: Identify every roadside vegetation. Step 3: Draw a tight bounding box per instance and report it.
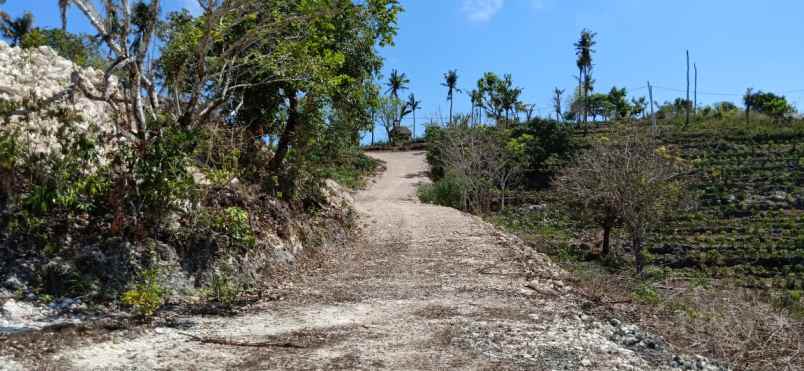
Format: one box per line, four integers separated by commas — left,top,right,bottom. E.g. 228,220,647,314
418,29,803,371
0,0,400,315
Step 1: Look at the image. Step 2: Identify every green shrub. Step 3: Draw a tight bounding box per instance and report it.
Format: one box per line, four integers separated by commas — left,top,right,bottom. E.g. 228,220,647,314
417,175,466,209
206,268,243,306
633,283,661,305
199,207,256,247
121,268,164,317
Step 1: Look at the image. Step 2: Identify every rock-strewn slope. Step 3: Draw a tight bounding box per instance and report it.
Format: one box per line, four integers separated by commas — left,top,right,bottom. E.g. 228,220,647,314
5,151,729,371
0,42,120,155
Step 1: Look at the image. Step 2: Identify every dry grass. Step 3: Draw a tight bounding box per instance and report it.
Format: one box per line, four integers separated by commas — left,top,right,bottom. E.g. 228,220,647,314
567,264,804,371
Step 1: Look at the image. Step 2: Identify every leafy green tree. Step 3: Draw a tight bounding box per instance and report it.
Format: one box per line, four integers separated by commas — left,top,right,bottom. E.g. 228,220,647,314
749,91,795,121
158,0,402,197
442,69,461,124
607,86,630,120
386,69,409,98
587,93,611,122
476,72,522,128
1,11,34,47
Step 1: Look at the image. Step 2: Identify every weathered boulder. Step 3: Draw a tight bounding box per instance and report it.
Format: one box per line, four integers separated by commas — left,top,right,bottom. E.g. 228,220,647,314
0,41,122,156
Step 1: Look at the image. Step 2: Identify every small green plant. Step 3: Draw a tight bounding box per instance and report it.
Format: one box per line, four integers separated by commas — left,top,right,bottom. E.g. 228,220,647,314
206,269,242,306
633,283,661,305
121,268,164,317
417,175,466,209
222,207,256,246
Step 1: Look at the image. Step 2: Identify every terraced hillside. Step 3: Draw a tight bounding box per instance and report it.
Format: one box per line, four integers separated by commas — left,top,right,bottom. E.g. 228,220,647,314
651,123,804,289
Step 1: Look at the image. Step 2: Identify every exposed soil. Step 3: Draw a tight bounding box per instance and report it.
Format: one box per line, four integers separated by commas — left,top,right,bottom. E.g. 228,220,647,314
1,151,719,370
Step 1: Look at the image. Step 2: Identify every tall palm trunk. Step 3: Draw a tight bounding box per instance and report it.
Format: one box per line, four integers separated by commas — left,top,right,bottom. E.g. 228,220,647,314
448,95,453,125
412,110,416,140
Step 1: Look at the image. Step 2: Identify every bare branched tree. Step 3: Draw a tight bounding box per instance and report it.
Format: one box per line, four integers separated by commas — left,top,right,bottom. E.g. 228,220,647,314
434,120,523,212
60,0,161,140
557,127,688,273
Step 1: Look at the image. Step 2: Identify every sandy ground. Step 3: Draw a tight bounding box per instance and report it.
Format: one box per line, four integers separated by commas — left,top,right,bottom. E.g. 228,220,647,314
6,151,684,370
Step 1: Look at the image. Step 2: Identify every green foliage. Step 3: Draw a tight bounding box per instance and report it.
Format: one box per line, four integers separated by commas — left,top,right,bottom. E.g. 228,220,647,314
199,207,255,247
121,268,164,317
475,72,523,125
423,119,574,212
417,175,467,209
318,152,380,189
206,267,243,306
1,11,34,46
20,28,102,67
633,283,661,305
750,91,795,120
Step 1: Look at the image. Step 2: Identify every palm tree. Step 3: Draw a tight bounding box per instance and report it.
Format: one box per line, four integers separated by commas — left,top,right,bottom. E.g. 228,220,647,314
406,93,421,139
743,88,754,124
58,0,70,31
442,70,461,124
469,89,483,125
574,29,597,126
386,69,409,99
2,12,34,47
553,88,565,122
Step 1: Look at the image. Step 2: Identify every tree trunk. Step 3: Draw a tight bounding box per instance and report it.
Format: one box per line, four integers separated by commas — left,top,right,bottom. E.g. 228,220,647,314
577,68,583,128
449,96,453,125
268,90,299,174
413,111,416,140
633,234,644,276
602,226,611,257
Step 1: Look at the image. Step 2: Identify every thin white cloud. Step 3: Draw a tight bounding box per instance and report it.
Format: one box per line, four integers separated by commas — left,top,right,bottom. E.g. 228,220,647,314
462,0,504,22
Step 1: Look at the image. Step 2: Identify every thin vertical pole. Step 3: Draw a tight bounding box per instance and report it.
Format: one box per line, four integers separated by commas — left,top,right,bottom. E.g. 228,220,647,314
648,81,656,130
694,63,698,116
685,50,691,127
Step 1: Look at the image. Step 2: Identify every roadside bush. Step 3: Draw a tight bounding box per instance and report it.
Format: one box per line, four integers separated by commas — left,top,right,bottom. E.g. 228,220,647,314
417,173,467,209
121,268,164,317
422,119,575,213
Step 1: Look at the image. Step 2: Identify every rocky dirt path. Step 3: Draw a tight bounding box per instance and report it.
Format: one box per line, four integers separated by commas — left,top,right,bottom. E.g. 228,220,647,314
9,151,703,370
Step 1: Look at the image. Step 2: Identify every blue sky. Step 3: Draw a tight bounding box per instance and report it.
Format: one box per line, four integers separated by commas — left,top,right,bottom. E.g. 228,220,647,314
3,0,803,139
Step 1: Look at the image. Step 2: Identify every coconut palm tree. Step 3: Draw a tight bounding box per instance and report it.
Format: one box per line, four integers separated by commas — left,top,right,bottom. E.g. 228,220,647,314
406,93,421,139
553,88,565,122
58,0,70,31
574,29,597,126
2,12,34,47
469,89,483,125
442,69,461,124
386,69,409,99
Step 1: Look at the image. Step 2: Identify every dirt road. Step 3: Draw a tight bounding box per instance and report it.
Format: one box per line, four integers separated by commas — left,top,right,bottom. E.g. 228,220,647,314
41,151,680,370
